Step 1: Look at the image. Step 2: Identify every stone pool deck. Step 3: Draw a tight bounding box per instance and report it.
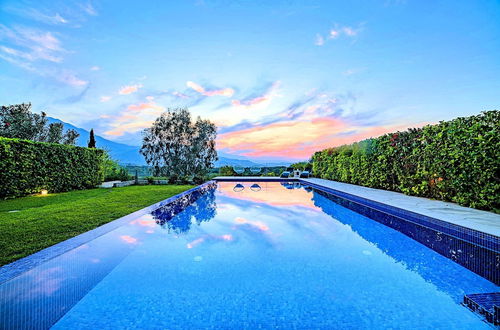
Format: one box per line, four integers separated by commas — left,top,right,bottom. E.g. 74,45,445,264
214,176,500,237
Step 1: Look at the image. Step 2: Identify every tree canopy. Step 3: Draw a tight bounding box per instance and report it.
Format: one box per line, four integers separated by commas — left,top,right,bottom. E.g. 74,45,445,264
140,108,218,179
0,103,79,145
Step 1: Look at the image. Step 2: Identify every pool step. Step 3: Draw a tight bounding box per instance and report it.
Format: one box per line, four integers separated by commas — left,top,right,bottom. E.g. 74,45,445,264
463,292,500,325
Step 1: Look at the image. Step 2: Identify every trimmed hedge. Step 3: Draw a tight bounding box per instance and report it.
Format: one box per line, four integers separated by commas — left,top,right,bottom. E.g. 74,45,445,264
312,111,500,213
0,137,105,198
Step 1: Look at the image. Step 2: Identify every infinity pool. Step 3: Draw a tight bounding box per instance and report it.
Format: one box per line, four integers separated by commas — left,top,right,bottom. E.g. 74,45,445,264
1,182,497,329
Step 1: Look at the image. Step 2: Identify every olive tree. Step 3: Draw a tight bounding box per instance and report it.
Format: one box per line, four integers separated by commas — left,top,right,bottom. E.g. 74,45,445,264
140,108,218,180
0,103,79,145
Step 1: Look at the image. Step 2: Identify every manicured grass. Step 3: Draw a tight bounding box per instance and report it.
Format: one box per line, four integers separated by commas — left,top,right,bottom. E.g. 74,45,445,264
0,185,194,266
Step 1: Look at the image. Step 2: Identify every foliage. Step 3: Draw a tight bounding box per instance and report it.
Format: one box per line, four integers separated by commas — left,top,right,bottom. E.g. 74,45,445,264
88,128,96,148
312,111,500,212
216,166,285,177
219,165,236,176
290,162,311,171
123,165,152,178
0,103,79,145
0,184,194,265
0,137,105,198
102,152,131,181
140,108,218,179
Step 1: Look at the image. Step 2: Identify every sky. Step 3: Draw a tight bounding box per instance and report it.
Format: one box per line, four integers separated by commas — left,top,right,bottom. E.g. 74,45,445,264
1,0,499,163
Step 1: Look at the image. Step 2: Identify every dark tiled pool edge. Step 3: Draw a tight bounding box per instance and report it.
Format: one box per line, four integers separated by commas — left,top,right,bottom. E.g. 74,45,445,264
0,181,216,285
300,180,499,285
463,293,500,325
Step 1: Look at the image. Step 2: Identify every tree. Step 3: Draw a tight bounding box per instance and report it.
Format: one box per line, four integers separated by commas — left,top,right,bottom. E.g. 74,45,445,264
219,166,236,176
88,128,96,148
0,103,80,145
140,108,218,179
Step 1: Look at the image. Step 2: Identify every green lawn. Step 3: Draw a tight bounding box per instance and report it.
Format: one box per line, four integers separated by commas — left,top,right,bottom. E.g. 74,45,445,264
0,185,194,266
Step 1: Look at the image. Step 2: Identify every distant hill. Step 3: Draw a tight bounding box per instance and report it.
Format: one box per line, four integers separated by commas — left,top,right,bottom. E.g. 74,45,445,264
47,117,146,165
47,117,288,167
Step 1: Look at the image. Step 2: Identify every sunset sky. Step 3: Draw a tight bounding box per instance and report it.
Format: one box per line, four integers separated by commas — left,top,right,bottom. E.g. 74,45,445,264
1,0,499,162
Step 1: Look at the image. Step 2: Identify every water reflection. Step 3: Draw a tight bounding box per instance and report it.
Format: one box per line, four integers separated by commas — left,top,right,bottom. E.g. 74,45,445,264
151,188,217,234
310,189,498,301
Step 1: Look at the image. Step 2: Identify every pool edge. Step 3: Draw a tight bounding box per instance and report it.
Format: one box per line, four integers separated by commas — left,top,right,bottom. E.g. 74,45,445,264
0,181,216,284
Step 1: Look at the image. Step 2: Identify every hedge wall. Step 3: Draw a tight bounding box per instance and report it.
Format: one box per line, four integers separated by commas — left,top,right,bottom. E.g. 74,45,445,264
312,111,500,213
0,137,105,198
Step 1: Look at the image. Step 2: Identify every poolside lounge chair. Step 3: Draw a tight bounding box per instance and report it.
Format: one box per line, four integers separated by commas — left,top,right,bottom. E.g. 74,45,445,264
280,167,293,178
300,168,312,178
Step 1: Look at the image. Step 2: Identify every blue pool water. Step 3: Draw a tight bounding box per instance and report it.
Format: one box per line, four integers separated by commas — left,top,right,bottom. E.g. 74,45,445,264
0,182,498,329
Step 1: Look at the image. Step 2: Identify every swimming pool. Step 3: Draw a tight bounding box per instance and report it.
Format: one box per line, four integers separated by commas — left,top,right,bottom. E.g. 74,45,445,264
0,181,498,329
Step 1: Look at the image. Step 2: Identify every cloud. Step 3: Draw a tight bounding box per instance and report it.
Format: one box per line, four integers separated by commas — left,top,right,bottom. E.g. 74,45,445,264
103,99,165,136
315,23,363,46
119,84,143,95
231,81,281,110
90,66,100,71
218,117,416,160
80,2,98,16
315,34,325,46
59,70,88,86
55,84,91,103
329,24,361,39
100,96,112,102
0,24,65,63
186,81,234,97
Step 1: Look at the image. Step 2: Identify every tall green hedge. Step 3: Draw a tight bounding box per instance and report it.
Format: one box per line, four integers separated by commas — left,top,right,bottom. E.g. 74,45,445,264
0,137,105,198
312,111,500,213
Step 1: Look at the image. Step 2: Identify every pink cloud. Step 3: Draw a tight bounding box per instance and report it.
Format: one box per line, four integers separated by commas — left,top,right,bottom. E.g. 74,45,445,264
218,117,422,159
186,81,234,97
104,100,165,136
231,81,281,110
119,84,142,95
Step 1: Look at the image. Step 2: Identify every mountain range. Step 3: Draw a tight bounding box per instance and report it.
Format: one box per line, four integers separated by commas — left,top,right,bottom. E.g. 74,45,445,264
47,117,288,167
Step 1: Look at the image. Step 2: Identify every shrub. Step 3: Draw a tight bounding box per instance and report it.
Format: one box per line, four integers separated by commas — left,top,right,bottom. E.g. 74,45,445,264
103,153,131,181
219,166,236,176
312,111,500,213
0,137,105,198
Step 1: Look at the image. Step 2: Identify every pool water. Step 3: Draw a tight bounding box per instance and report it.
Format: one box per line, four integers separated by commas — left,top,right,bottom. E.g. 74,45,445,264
1,182,497,329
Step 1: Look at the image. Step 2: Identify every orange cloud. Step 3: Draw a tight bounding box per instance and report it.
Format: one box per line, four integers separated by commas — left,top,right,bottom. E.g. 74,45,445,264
104,100,165,136
218,117,420,159
186,81,234,97
119,84,142,95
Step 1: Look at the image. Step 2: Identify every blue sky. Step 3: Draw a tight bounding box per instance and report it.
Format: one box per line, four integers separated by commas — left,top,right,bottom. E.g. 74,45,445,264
1,0,499,161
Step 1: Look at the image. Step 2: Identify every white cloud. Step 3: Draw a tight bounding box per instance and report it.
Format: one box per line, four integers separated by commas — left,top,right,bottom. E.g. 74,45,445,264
315,23,363,46
315,34,325,46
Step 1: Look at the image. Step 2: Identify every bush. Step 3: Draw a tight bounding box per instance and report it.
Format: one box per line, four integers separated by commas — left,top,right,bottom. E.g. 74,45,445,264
219,166,236,176
103,154,132,181
312,111,500,213
0,137,105,198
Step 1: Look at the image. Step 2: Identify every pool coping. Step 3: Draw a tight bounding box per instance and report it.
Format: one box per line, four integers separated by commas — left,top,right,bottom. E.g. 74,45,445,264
0,181,215,284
